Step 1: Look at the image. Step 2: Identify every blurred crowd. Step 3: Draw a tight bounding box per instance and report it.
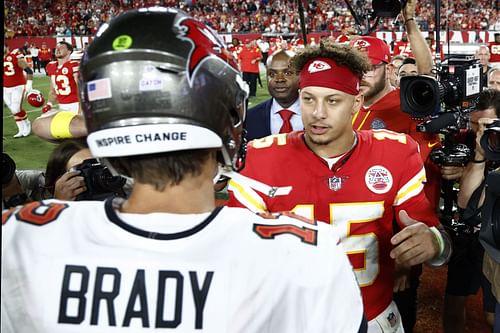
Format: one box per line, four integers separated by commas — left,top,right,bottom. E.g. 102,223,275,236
4,0,500,39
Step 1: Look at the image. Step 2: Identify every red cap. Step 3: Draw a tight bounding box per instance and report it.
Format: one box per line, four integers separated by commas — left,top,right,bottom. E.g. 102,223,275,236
350,36,391,65
299,57,360,95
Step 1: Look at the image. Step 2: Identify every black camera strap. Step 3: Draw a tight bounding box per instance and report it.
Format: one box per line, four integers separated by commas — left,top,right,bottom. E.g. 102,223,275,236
460,178,487,228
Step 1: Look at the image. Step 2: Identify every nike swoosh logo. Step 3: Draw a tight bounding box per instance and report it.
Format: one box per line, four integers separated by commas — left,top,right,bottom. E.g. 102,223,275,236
428,141,440,148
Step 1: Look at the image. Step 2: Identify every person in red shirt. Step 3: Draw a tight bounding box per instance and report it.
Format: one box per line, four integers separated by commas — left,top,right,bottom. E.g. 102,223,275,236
227,40,451,332
3,44,33,138
393,35,413,57
488,33,500,65
38,42,52,75
43,41,80,113
238,39,262,97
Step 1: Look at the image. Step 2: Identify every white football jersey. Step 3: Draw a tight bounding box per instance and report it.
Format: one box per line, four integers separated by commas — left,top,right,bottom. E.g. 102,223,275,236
2,199,364,333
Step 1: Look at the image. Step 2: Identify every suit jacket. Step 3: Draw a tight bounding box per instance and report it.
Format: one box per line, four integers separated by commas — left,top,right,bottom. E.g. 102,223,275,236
244,98,273,141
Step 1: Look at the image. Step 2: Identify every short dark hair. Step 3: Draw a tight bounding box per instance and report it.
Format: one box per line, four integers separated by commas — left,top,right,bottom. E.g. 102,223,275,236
44,139,89,194
401,57,417,66
109,149,215,191
476,88,500,117
58,41,73,53
290,39,371,79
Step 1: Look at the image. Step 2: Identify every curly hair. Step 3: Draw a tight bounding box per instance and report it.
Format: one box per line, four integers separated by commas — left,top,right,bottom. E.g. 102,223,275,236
290,39,371,79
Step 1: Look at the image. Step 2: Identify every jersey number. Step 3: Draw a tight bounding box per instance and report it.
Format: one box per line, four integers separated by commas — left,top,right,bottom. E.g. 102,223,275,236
292,202,383,286
15,202,68,225
51,74,72,96
253,211,317,245
4,62,15,76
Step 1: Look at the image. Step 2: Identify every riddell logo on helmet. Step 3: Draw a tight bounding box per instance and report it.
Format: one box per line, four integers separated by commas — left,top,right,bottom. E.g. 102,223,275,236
177,18,239,86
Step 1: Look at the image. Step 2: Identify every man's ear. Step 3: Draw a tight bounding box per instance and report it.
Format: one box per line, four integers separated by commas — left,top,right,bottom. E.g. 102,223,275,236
352,93,364,115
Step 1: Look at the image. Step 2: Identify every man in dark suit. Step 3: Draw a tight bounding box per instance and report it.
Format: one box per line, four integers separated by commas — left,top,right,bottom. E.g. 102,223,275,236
245,50,301,141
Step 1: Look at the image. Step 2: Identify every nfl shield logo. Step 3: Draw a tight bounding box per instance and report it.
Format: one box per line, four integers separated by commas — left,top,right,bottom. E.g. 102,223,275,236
387,312,397,327
328,176,344,191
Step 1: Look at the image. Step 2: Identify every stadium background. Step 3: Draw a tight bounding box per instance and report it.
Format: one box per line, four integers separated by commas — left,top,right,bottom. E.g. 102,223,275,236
3,0,499,331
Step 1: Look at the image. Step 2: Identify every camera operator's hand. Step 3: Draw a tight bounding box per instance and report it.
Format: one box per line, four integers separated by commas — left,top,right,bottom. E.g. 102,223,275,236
390,210,440,266
440,165,465,180
53,171,86,200
456,118,496,208
474,117,496,160
402,0,416,20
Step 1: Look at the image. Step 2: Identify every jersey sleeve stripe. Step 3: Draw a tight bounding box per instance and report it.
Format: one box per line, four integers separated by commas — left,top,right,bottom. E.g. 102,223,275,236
393,167,426,206
228,179,268,213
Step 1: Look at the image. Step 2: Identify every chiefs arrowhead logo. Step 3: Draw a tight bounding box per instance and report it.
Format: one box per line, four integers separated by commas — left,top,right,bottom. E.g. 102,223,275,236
352,39,370,48
308,60,332,73
351,39,371,53
177,18,239,87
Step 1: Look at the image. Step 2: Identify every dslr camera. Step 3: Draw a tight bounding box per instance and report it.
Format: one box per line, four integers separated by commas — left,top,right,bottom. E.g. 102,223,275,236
481,120,500,162
71,158,126,201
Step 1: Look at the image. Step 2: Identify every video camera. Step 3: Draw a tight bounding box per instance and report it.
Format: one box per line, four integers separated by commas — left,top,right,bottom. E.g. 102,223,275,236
71,158,126,201
400,58,483,228
400,57,482,119
399,57,484,167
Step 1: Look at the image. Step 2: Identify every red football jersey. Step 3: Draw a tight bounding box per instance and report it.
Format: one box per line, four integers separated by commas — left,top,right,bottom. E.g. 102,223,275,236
227,130,439,320
352,89,441,208
393,41,413,57
38,47,52,61
3,49,27,87
489,41,500,63
45,60,80,104
238,46,261,73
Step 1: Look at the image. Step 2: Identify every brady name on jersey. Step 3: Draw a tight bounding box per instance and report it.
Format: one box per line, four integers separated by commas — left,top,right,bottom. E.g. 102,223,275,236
2,199,364,332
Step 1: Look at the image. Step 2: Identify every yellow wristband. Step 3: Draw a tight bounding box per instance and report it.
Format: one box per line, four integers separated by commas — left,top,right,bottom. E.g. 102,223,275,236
50,111,78,139
429,226,444,256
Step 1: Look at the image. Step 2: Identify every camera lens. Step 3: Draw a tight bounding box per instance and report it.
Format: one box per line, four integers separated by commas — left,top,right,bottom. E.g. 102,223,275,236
400,75,440,118
408,80,435,110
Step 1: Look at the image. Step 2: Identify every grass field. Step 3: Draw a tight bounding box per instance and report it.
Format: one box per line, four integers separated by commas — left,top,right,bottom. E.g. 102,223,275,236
3,71,271,170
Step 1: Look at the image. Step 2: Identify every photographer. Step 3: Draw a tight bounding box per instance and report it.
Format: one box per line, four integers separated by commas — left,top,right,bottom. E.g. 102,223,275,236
44,139,92,200
468,114,500,332
479,150,500,333
2,153,41,209
443,89,500,333
44,139,128,201
3,140,128,208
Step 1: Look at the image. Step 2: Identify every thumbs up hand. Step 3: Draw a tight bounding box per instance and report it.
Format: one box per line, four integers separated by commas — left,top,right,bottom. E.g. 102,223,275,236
390,210,440,267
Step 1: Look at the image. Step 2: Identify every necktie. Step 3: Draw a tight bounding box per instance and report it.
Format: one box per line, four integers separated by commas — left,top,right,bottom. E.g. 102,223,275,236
279,109,294,134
